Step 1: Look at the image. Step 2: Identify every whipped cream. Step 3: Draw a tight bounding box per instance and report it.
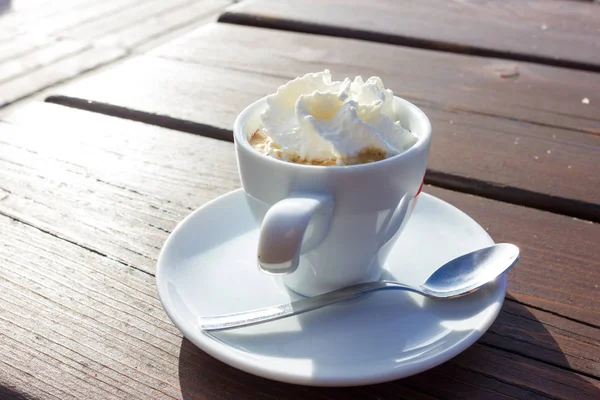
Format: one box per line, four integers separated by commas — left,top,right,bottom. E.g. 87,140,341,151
257,70,417,165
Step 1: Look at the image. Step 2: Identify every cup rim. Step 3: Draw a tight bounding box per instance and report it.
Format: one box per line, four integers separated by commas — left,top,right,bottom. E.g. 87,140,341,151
233,95,431,171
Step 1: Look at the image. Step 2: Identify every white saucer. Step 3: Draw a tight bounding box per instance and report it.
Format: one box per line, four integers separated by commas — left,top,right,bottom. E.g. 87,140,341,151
156,189,505,387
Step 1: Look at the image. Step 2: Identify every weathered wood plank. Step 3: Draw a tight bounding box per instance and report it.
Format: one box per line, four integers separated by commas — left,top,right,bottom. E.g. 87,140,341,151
94,0,231,50
481,298,600,378
60,0,229,48
0,0,91,37
0,35,55,63
428,184,600,327
219,0,600,71
0,0,144,42
131,10,223,54
0,1,231,110
48,24,600,220
0,0,231,55
0,216,234,400
58,0,199,40
0,103,598,397
4,0,194,43
0,38,88,84
0,103,241,272
152,24,600,134
0,45,126,108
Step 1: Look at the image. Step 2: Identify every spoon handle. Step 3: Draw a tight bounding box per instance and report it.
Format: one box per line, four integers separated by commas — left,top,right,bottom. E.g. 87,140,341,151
199,281,416,331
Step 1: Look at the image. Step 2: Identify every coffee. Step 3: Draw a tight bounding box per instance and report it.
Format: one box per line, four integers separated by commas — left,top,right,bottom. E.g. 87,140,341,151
250,130,386,166
249,70,417,166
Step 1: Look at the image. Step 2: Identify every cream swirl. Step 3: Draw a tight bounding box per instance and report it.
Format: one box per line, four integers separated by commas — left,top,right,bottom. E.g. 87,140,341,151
259,70,417,165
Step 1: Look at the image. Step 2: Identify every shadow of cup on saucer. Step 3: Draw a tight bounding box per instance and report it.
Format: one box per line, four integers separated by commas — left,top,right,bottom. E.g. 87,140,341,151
177,292,599,398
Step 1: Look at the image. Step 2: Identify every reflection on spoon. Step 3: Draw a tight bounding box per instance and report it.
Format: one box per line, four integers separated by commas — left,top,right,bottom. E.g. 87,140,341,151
199,243,519,331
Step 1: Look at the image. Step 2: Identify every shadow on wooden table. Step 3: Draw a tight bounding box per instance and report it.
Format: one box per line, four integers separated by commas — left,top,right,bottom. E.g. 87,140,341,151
0,386,30,400
178,294,598,399
0,0,10,15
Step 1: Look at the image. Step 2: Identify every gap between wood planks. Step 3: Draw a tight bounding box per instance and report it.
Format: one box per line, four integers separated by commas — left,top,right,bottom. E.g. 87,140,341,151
507,296,600,331
0,206,150,277
45,95,600,223
482,339,599,383
217,7,600,74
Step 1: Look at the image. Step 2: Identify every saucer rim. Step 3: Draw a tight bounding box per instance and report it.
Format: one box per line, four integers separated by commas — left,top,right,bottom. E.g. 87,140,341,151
156,189,506,387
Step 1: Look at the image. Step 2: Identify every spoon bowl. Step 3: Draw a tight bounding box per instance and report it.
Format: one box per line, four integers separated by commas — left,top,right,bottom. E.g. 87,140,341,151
422,243,519,298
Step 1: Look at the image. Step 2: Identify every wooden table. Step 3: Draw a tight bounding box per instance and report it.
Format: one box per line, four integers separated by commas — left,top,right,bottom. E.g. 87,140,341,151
1,0,599,398
0,0,232,110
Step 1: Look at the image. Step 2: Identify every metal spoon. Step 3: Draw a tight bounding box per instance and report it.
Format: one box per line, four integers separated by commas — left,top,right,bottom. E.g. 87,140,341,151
199,243,519,331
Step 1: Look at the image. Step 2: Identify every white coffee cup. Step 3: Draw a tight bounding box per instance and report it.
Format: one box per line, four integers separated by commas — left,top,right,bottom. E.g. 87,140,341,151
234,96,431,296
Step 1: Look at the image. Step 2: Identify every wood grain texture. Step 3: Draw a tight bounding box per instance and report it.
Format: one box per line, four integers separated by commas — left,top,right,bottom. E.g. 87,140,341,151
425,184,600,328
94,0,230,50
60,0,228,47
0,0,141,78
0,39,89,84
0,0,231,109
0,0,230,52
49,24,600,220
58,0,204,40
219,0,600,72
0,0,92,39
0,35,55,63
0,44,126,108
0,0,147,42
0,103,598,398
0,104,240,275
152,24,600,135
5,212,597,399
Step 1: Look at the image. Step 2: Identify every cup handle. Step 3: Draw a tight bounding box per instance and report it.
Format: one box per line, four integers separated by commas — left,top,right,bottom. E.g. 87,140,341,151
257,192,334,275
